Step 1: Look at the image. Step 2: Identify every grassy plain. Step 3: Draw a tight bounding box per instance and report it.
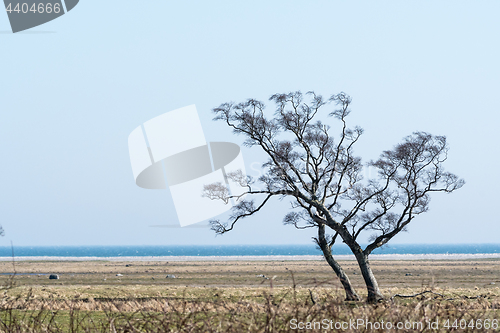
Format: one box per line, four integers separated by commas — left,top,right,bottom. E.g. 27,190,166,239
0,259,499,332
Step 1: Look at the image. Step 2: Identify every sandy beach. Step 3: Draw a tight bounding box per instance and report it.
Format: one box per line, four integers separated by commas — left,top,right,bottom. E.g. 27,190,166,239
1,253,500,262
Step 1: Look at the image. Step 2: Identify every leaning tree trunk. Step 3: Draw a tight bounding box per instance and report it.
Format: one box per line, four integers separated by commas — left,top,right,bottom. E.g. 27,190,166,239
354,251,384,303
318,225,360,301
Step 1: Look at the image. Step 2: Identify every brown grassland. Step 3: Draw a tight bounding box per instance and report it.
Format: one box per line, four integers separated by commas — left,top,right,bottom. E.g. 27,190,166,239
0,259,499,332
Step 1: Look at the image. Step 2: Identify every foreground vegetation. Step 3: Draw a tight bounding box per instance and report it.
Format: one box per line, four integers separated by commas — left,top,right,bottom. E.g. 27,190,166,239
0,260,499,332
1,285,499,332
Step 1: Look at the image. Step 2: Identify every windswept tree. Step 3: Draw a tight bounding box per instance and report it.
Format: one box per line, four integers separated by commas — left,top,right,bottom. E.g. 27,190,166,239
203,91,464,302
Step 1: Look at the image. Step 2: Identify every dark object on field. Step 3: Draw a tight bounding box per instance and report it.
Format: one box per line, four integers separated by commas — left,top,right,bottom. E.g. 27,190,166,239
126,264,132,267
405,273,413,276
49,274,59,280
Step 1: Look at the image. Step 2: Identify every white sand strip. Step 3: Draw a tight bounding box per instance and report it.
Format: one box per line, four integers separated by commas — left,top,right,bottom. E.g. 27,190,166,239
0,253,499,261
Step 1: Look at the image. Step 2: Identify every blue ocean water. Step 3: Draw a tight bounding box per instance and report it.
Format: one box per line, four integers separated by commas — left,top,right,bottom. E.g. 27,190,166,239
0,244,498,257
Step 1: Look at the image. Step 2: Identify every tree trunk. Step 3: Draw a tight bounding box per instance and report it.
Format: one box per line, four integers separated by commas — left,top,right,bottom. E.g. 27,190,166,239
354,251,384,303
318,225,360,301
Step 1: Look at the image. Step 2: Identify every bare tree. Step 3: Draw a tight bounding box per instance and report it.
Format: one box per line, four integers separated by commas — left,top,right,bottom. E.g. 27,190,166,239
203,91,464,302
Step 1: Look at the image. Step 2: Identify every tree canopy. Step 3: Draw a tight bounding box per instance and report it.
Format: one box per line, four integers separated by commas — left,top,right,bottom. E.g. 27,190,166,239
204,91,464,302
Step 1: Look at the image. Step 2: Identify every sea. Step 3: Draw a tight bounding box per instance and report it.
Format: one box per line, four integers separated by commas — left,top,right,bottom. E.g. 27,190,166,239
0,244,499,258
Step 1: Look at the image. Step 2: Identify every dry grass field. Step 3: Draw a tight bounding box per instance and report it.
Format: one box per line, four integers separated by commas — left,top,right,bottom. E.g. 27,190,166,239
0,259,499,332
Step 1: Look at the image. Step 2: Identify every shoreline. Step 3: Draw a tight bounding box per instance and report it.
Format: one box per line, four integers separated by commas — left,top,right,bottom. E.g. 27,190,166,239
1,253,500,261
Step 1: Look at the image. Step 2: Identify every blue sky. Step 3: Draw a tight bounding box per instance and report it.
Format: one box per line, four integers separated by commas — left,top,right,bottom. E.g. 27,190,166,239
1,1,499,246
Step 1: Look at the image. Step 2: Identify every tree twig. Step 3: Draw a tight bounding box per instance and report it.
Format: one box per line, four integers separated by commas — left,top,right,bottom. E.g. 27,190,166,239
390,290,446,301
